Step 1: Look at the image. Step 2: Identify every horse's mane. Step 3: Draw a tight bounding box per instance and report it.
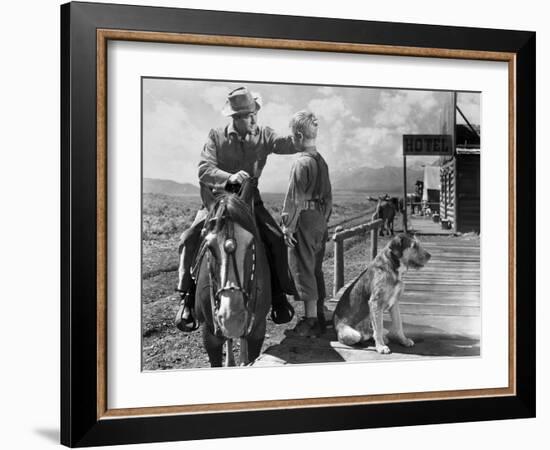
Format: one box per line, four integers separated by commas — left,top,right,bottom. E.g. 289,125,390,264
209,193,258,237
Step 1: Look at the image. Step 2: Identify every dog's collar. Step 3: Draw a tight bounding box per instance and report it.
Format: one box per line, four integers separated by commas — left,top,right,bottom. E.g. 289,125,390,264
388,250,401,272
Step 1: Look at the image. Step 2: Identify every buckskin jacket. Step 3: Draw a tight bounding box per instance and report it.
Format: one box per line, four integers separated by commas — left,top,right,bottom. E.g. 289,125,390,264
198,123,298,193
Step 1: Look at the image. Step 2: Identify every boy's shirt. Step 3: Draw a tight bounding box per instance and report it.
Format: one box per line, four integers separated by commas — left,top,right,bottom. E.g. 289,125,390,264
281,149,332,234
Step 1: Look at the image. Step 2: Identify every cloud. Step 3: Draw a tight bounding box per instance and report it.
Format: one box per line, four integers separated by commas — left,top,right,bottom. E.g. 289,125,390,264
200,85,231,114
344,126,402,168
143,98,205,184
373,90,457,138
260,101,294,134
404,91,438,109
315,119,346,167
375,91,432,127
317,86,334,96
305,95,357,171
457,92,481,126
307,95,351,122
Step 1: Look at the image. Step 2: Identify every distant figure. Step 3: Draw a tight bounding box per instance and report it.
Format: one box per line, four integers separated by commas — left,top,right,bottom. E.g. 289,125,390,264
413,180,423,215
424,203,433,217
368,194,398,236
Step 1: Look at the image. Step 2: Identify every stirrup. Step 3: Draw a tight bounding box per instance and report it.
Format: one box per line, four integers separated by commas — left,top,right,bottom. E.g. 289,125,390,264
175,294,199,332
270,296,295,325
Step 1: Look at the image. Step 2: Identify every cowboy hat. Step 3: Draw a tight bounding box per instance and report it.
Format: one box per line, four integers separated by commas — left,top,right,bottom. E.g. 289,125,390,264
221,87,262,117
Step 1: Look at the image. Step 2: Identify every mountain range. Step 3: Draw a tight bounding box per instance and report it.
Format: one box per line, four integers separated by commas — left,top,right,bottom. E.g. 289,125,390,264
143,165,428,195
330,165,425,192
143,178,199,196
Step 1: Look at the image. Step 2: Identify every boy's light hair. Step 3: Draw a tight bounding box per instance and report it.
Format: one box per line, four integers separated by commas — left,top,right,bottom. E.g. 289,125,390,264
289,110,319,139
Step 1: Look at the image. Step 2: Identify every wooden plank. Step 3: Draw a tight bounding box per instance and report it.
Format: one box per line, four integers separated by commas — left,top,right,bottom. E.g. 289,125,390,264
415,261,480,265
400,293,480,303
403,278,479,285
422,247,480,252
414,263,480,267
421,266,480,270
402,284,479,291
402,275,480,280
421,252,479,256
397,311,479,317
403,268,480,273
426,259,479,262
421,248,480,253
403,282,480,288
397,303,479,316
407,266,479,270
420,246,479,251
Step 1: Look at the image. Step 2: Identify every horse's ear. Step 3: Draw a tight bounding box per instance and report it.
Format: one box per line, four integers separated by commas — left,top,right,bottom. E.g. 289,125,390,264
200,183,217,211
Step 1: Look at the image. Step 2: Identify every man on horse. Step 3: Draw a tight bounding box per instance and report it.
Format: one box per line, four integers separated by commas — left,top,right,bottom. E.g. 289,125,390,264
175,86,299,332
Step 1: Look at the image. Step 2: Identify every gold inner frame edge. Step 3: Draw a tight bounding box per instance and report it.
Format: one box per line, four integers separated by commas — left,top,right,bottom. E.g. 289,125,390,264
95,29,517,420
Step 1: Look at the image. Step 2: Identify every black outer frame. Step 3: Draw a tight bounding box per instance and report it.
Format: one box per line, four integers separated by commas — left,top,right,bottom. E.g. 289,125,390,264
60,1,535,447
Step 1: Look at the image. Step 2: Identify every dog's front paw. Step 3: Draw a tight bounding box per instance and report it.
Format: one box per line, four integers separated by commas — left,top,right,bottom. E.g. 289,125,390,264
376,344,391,354
389,332,415,348
400,337,414,348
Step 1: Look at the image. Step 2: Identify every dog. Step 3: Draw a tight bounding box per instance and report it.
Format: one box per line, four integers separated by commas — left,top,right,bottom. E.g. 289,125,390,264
333,234,431,354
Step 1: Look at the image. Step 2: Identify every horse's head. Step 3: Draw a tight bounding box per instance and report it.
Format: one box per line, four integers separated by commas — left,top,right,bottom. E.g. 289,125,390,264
203,188,258,338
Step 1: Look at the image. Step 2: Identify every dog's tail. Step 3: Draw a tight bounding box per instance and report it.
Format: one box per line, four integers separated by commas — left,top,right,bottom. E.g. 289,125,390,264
336,323,362,346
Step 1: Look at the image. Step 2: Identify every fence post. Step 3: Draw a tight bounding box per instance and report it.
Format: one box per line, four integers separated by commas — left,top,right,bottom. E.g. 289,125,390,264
370,227,378,261
333,239,344,297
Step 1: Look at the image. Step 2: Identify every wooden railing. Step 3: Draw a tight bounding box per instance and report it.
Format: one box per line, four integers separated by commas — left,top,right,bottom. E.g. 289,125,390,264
331,218,383,296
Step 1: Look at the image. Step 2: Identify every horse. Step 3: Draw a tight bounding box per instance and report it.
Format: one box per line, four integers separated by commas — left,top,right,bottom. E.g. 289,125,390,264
192,179,272,367
368,195,398,236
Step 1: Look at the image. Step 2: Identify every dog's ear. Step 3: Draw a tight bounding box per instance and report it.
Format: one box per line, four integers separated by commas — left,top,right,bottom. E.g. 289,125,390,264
389,234,405,257
389,233,414,257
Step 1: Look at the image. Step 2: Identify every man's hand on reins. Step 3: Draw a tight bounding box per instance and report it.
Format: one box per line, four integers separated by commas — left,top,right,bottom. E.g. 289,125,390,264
228,170,250,185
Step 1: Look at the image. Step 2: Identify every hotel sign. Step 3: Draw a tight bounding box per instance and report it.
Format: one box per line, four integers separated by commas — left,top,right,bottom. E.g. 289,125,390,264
403,134,453,156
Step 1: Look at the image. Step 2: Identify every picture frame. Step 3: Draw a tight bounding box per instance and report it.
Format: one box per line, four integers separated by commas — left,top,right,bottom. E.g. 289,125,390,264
60,1,535,447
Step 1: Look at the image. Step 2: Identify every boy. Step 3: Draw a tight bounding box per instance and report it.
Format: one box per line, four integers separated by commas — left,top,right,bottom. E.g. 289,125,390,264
281,111,332,337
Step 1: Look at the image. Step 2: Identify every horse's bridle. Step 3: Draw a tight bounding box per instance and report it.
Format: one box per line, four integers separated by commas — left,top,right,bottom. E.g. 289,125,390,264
200,199,258,337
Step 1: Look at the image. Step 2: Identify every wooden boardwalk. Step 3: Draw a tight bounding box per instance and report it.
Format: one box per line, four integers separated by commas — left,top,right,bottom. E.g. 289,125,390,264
408,214,455,235
254,235,480,366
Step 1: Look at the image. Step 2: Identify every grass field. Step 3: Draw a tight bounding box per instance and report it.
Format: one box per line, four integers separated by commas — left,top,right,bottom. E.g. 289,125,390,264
141,190,402,370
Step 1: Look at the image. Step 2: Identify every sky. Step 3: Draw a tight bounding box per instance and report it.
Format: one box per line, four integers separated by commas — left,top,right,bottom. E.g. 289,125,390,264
142,78,480,192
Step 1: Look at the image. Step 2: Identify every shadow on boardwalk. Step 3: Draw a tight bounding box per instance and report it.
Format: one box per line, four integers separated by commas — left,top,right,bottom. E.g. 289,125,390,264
255,319,479,367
